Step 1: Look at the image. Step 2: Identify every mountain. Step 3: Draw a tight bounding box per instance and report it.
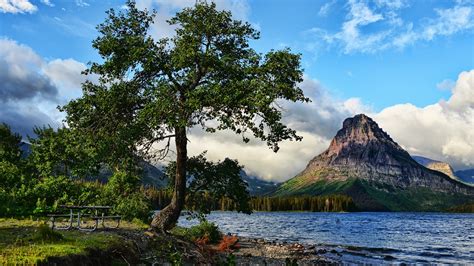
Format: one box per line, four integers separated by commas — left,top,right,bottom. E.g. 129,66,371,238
18,142,166,187
19,142,273,193
455,169,474,184
275,114,474,211
240,171,279,196
412,155,457,180
412,155,473,186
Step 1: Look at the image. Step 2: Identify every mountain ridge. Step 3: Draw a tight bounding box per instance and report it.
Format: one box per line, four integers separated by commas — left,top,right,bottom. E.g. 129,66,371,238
275,114,473,211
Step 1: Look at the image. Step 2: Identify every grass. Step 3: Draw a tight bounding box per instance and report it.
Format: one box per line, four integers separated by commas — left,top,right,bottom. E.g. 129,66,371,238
0,218,147,265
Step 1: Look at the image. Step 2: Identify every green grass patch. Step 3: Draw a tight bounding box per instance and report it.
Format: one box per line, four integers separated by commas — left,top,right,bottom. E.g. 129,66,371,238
0,218,146,264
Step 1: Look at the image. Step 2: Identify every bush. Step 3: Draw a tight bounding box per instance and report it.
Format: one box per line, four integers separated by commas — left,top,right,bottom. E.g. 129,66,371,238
0,161,22,190
113,192,152,222
34,224,63,242
188,220,221,244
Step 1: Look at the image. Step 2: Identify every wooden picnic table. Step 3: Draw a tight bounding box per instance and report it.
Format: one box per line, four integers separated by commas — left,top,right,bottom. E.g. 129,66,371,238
48,205,121,231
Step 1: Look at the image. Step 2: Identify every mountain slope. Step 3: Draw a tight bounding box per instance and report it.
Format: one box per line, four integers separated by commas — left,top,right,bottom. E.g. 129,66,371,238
275,114,474,211
240,171,279,196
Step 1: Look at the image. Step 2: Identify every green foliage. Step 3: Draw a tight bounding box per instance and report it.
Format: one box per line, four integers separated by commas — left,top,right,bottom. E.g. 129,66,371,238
0,123,23,164
250,195,357,212
147,187,357,212
173,220,222,244
276,177,473,212
114,192,151,222
29,126,100,179
225,253,236,266
60,0,308,228
0,161,22,190
168,251,183,266
166,153,251,217
105,171,140,195
33,224,64,242
98,171,152,222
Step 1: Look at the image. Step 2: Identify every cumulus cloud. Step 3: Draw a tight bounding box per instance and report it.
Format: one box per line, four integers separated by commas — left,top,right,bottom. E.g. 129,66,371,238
136,0,250,40
43,59,90,101
374,70,474,170
174,75,371,182
0,38,57,102
181,70,474,182
0,103,58,138
0,0,37,14
0,38,88,138
307,0,474,54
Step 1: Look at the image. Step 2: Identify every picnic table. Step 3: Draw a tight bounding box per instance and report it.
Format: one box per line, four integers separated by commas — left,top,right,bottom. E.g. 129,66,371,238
48,205,121,231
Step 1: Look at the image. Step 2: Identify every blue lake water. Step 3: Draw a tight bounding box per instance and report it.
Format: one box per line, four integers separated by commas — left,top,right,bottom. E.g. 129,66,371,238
178,211,474,264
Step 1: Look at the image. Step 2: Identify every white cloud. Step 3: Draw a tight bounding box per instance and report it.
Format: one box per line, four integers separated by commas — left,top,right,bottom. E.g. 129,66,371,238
374,0,408,10
175,70,474,182
318,0,336,17
136,0,251,40
374,70,474,170
75,0,89,7
0,38,89,137
43,59,91,102
0,0,37,14
307,0,474,54
424,6,474,40
437,79,455,91
41,0,54,7
152,75,371,182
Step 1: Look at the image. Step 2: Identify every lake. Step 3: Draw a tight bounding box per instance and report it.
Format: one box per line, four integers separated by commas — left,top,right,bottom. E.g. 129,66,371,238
178,211,474,264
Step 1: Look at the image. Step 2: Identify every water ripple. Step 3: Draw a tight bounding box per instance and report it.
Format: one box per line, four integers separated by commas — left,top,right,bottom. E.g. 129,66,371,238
178,211,474,264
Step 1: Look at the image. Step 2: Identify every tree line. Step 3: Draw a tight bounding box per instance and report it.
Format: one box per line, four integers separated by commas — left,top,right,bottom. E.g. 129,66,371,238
146,188,357,212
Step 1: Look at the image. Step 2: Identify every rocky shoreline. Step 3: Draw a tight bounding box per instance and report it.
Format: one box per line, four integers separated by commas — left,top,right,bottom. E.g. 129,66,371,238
112,230,342,265
220,237,339,265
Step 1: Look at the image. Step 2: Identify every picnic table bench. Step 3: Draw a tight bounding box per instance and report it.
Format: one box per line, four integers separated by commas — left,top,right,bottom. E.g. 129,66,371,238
48,205,121,231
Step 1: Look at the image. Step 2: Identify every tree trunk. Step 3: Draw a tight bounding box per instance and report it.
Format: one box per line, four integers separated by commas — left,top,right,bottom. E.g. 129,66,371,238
151,126,187,232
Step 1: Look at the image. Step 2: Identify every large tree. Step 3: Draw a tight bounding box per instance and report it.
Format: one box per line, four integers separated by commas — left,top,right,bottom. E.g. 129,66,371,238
62,1,308,231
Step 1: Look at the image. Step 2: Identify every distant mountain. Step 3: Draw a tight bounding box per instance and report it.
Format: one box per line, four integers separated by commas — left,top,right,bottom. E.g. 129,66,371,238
18,142,166,187
455,169,474,184
412,156,473,187
240,171,279,196
275,114,474,211
19,142,273,193
412,156,459,181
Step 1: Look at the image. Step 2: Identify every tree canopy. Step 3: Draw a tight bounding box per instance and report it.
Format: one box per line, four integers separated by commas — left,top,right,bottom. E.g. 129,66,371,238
61,1,308,231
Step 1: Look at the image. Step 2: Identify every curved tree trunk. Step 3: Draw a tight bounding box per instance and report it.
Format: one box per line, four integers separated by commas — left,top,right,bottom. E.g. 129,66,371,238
151,126,187,232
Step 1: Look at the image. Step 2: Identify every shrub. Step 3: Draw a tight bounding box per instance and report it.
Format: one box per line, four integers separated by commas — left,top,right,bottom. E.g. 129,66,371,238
188,220,221,244
113,192,152,222
34,224,63,242
0,161,22,190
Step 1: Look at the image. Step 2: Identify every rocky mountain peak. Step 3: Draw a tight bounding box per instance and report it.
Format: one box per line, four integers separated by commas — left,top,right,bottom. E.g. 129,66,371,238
320,114,408,165
276,114,473,210
333,114,395,146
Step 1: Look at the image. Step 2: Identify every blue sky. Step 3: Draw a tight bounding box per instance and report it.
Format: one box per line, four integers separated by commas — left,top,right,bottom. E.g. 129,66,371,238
1,0,472,110
1,0,473,180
